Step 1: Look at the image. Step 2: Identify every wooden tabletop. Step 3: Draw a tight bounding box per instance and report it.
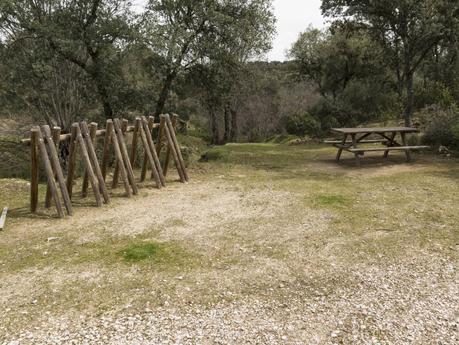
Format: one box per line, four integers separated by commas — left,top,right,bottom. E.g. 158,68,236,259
331,127,419,134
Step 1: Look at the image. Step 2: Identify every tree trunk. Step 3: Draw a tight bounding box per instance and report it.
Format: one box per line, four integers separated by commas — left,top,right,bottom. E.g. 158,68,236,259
89,55,114,119
93,75,113,119
101,96,114,119
209,105,220,145
155,71,176,116
223,105,231,143
404,72,414,127
230,107,238,142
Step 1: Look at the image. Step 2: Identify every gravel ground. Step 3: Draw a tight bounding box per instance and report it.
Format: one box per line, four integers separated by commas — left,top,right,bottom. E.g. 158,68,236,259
1,144,458,345
3,254,457,345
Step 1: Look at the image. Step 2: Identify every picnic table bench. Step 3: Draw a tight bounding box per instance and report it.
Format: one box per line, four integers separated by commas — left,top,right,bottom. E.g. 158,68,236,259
325,127,429,166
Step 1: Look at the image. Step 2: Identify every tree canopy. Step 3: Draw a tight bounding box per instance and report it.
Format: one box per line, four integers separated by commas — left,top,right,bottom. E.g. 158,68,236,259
321,0,459,126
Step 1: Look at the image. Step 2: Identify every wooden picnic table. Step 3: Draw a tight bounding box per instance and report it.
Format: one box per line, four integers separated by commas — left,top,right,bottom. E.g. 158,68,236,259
325,127,429,166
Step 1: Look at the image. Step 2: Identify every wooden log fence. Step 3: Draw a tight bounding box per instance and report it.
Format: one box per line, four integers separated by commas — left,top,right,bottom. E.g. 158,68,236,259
25,116,188,217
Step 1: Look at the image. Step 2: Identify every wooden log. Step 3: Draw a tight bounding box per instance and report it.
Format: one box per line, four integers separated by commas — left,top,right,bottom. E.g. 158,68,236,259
75,126,103,207
147,116,159,181
66,124,79,199
21,124,161,145
82,123,98,197
138,118,162,189
101,120,113,181
0,207,8,230
166,114,189,182
130,118,140,167
35,127,64,218
141,116,166,187
113,119,129,187
30,129,39,213
140,117,155,182
42,125,73,216
156,115,166,156
45,127,61,208
113,119,138,195
162,116,186,183
162,114,178,177
80,122,110,204
110,125,132,197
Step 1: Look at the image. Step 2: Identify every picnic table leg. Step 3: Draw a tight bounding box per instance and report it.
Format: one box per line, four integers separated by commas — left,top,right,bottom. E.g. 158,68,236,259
351,134,361,166
384,132,396,158
401,132,411,162
336,134,347,162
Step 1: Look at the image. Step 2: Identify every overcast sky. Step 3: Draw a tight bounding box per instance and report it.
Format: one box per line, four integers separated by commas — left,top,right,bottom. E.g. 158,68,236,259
269,0,325,61
132,0,326,61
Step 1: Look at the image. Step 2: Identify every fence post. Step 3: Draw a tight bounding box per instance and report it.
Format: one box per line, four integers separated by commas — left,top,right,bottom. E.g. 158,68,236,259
30,129,39,213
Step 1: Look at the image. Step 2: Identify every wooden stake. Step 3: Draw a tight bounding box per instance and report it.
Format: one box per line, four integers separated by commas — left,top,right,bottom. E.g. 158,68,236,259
162,117,186,183
80,122,110,204
75,126,103,207
42,125,73,216
101,120,113,181
137,118,162,188
30,129,39,213
141,116,165,187
113,118,138,195
82,122,98,197
162,114,178,177
66,124,78,199
166,114,189,181
156,115,166,156
45,127,62,208
110,125,132,197
140,117,155,182
35,127,64,218
130,118,140,167
113,119,129,187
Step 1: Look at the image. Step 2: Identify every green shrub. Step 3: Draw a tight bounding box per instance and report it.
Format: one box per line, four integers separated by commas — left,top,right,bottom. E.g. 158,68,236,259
452,122,459,142
283,113,321,137
419,104,459,148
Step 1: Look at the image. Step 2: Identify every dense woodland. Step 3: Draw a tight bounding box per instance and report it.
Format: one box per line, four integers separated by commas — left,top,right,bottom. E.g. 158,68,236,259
1,0,459,149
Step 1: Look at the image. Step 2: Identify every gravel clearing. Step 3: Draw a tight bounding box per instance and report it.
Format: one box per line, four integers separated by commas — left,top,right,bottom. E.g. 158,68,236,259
1,144,458,344
3,254,457,345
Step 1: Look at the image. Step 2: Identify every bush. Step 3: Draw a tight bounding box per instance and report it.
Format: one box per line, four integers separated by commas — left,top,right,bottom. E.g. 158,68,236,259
419,104,459,148
308,100,355,131
283,113,321,137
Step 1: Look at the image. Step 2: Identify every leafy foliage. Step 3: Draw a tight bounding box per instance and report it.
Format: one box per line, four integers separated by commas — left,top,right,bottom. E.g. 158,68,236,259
419,105,459,147
321,0,459,126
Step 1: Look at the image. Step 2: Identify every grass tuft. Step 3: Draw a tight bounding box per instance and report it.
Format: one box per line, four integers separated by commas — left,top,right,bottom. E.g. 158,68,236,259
314,194,349,207
120,242,162,262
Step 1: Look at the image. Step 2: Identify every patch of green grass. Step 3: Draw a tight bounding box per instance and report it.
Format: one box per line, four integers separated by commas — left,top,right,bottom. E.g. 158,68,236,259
314,194,350,207
200,149,228,162
120,242,162,262
0,179,48,221
266,134,300,144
